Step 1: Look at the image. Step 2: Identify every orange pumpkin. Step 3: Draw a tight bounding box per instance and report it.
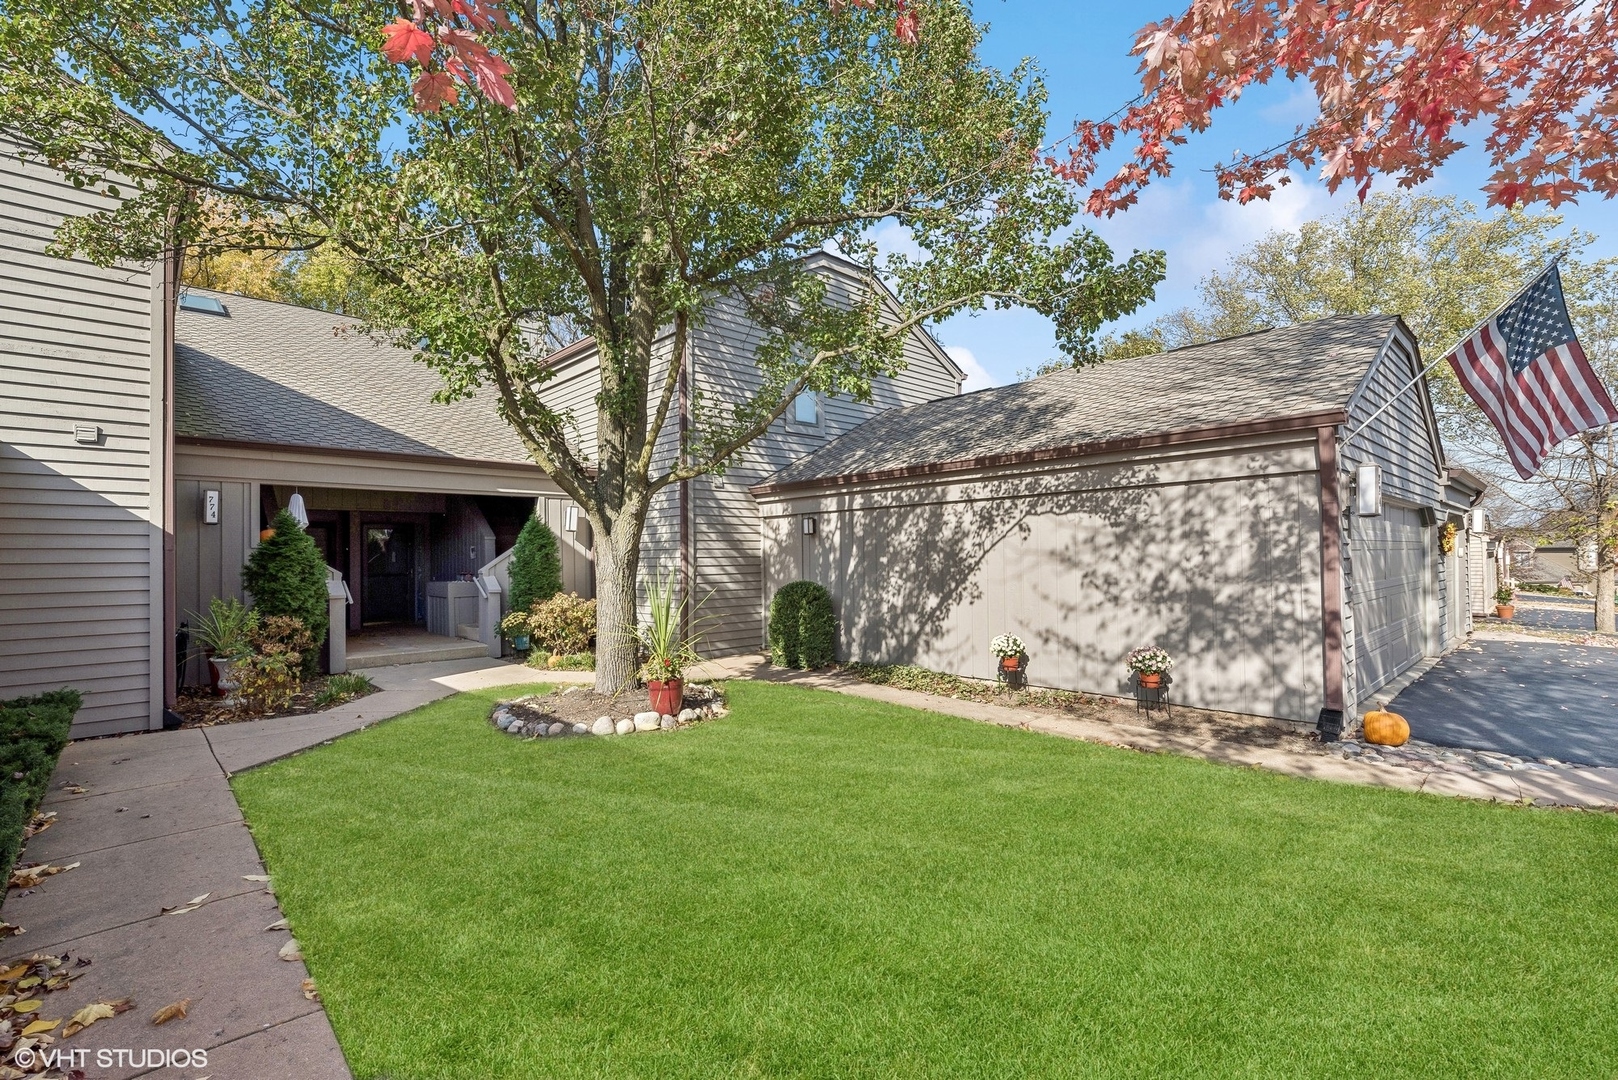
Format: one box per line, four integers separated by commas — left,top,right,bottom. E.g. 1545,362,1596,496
259,527,276,542
1362,709,1410,747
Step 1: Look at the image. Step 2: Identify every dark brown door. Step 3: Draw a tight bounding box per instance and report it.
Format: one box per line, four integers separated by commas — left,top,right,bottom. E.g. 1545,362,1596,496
363,524,416,624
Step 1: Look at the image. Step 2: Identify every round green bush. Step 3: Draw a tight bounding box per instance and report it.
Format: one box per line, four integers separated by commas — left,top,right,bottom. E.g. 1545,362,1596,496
508,515,563,615
769,580,837,669
242,508,329,676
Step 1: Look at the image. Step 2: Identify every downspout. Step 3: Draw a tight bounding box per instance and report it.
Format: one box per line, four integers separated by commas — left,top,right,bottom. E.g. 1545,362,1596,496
160,214,181,725
1315,425,1346,740
679,339,692,644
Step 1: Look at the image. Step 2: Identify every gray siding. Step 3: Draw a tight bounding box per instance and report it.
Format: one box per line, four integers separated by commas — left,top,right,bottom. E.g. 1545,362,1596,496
1337,328,1450,710
760,437,1326,722
0,144,165,736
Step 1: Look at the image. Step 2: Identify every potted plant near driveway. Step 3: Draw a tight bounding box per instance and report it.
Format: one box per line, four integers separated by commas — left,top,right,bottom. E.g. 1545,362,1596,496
637,571,705,716
1126,646,1174,690
1495,584,1516,620
189,598,257,697
499,610,533,653
992,634,1027,689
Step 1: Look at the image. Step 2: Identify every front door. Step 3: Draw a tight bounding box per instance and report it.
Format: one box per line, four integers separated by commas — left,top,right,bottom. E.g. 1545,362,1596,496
363,524,416,624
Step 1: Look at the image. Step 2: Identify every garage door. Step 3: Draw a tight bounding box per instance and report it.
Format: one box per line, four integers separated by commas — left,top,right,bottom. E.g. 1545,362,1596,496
1351,504,1428,701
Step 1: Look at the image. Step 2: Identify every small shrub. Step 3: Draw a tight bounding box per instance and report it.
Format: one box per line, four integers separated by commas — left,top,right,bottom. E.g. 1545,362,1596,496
243,508,329,676
528,651,595,671
528,592,596,655
189,597,258,660
0,689,81,900
770,581,837,669
236,616,315,714
508,516,563,614
314,672,376,709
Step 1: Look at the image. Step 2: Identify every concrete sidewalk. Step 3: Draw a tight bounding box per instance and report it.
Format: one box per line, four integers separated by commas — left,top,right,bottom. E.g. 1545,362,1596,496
729,658,1618,811
2,656,557,1080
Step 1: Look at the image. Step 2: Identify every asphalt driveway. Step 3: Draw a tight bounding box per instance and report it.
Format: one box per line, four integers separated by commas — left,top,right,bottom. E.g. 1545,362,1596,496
1511,592,1602,631
1387,639,1618,767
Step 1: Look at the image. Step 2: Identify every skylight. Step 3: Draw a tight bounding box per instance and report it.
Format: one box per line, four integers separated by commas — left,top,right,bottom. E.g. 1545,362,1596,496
178,293,229,316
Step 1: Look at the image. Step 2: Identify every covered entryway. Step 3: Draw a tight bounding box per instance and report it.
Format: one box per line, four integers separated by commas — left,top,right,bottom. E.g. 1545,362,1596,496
1350,503,1429,701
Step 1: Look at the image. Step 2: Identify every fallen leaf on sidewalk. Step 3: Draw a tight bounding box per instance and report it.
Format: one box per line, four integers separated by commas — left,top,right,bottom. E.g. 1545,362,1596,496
263,918,289,932
151,999,190,1025
0,964,26,983
7,863,79,890
277,939,303,962
242,875,270,883
8,999,42,1014
0,925,21,940
61,998,131,1038
21,1018,59,1036
61,785,87,795
22,812,55,839
160,894,210,916
300,978,319,1002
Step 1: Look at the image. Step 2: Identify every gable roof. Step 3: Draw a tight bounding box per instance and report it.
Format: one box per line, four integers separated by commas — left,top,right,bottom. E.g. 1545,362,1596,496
173,289,535,466
754,314,1406,493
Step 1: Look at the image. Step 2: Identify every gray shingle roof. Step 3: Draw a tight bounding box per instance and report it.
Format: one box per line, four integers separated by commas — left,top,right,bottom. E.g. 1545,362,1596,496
174,289,533,464
760,314,1401,489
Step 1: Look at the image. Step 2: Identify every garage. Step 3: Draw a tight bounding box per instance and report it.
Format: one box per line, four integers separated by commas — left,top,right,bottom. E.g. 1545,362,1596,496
1349,505,1430,701
754,314,1482,729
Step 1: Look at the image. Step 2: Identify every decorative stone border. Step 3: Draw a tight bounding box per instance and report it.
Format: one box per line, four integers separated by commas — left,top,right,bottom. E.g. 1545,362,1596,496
490,686,728,739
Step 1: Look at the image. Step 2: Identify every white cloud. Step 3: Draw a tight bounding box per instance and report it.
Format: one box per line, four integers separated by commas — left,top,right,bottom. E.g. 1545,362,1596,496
945,344,997,392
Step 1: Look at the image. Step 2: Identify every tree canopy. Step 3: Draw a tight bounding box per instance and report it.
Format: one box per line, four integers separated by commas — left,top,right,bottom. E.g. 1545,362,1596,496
0,0,1165,689
1061,1,1618,214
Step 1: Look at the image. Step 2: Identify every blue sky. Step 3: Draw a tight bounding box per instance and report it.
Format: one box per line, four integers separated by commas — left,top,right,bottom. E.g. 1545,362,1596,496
932,2,1618,390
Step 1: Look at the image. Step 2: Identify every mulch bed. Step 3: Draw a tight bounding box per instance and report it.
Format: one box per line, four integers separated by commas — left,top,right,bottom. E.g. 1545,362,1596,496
173,677,378,729
838,664,1326,752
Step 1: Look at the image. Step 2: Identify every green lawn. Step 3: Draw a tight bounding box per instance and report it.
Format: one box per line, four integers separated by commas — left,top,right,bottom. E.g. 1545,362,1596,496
232,682,1618,1079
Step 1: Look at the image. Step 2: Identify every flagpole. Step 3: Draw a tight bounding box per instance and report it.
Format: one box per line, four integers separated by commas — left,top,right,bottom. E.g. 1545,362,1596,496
1340,249,1571,449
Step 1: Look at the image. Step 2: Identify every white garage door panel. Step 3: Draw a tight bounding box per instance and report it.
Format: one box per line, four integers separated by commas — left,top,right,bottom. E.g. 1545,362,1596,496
1351,505,1426,700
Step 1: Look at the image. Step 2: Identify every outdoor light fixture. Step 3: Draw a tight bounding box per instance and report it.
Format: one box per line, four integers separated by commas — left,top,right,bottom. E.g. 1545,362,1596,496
564,505,579,532
1355,463,1383,517
203,489,220,525
802,516,817,535
1470,505,1486,533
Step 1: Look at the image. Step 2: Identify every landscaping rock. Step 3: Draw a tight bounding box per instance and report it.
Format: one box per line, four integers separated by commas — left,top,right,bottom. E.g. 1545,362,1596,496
591,717,614,736
615,717,635,735
507,723,526,736
634,713,660,732
678,708,700,724
572,722,589,735
660,715,677,730
549,722,566,737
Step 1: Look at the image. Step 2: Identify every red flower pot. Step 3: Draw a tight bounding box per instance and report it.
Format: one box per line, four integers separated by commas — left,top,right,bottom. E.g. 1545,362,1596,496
648,678,683,716
1000,656,1021,671
1138,672,1162,689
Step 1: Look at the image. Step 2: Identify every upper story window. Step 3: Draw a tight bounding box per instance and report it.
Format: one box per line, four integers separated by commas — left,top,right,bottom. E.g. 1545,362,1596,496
793,392,819,425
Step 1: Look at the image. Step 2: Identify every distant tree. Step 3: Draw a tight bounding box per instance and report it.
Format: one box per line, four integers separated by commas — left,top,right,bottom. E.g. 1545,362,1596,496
1032,326,1167,376
242,510,330,676
506,517,562,616
1062,1,1618,213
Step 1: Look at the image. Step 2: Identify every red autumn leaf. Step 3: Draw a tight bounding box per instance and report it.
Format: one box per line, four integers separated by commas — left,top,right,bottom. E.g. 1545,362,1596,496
413,70,459,112
381,18,435,66
895,10,919,45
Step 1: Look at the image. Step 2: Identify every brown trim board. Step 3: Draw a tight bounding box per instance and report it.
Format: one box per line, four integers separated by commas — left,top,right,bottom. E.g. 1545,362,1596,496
176,436,556,476
1316,425,1345,714
750,409,1348,496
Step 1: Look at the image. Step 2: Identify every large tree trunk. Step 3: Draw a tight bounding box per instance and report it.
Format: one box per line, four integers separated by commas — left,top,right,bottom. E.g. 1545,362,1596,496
1597,562,1615,634
593,505,647,694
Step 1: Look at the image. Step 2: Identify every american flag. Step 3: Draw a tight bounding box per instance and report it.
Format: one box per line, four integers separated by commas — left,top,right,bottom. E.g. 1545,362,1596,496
1447,264,1618,479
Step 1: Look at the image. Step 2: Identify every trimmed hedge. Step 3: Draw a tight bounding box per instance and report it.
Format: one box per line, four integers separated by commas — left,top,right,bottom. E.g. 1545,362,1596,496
769,581,837,669
508,516,563,615
0,689,81,903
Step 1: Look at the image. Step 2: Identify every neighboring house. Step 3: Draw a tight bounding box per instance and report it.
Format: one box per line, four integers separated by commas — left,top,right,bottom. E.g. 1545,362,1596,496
752,316,1486,726
1513,542,1595,585
535,250,965,655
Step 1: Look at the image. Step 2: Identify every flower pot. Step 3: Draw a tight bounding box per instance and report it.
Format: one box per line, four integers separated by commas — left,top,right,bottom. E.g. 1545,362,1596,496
1496,604,1515,620
1000,656,1023,672
648,678,683,716
210,656,239,697
512,633,531,651
1138,672,1163,690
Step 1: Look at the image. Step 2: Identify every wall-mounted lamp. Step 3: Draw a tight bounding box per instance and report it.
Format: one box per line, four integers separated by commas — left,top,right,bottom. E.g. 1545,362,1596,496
1470,506,1486,533
203,489,220,525
801,516,817,535
564,505,579,533
1355,463,1383,517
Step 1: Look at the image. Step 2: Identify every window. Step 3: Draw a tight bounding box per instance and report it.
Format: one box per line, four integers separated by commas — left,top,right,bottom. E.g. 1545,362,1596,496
793,392,819,425
177,293,229,316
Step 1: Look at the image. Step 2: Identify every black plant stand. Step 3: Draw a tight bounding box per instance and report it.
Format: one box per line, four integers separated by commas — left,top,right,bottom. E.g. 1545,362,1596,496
998,657,1028,690
1133,673,1172,717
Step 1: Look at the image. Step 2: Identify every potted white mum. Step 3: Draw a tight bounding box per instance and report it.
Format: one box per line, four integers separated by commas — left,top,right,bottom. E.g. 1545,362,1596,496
992,633,1027,688
1126,646,1174,690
